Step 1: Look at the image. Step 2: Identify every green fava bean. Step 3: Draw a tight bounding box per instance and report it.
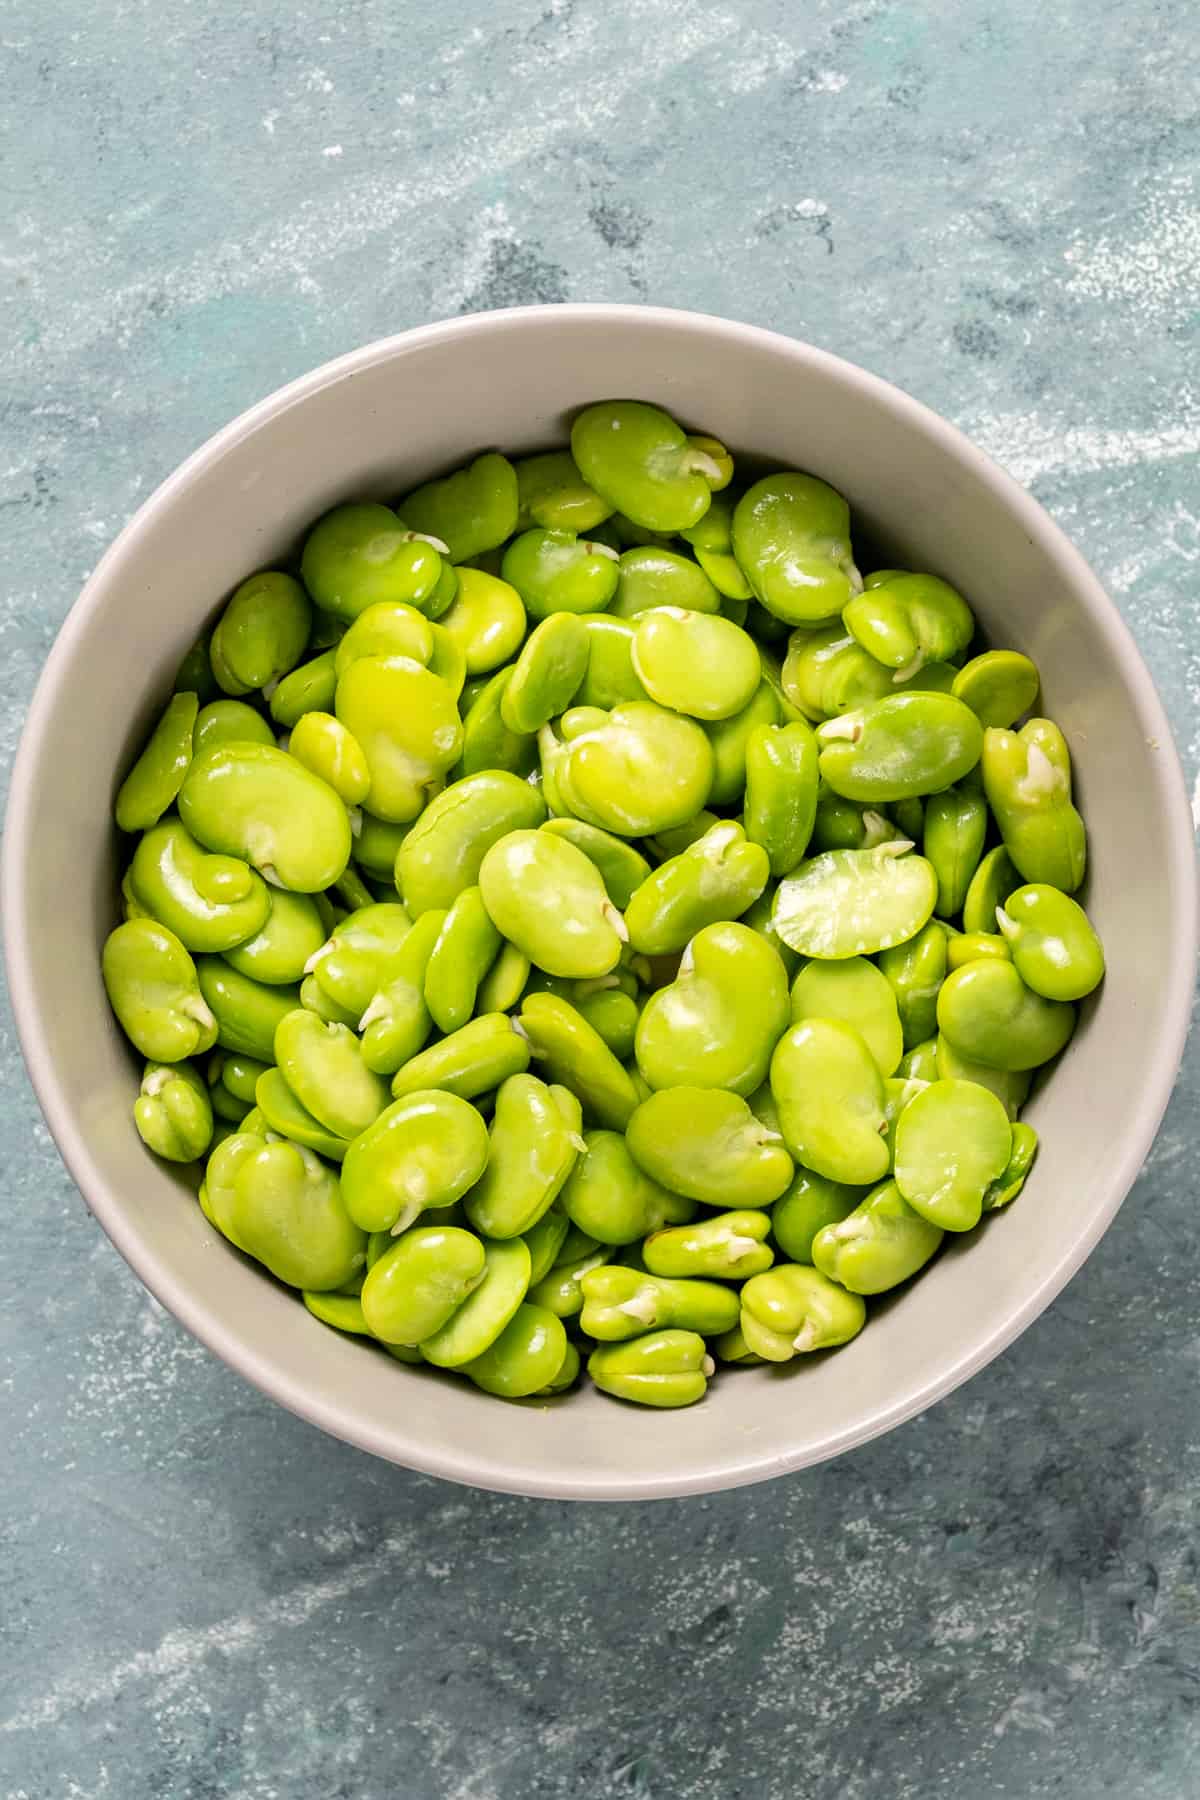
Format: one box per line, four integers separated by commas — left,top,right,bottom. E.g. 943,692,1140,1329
390,1013,530,1101
464,1303,569,1399
773,841,938,959
333,601,434,678
898,1037,941,1084
179,742,350,892
501,527,621,619
938,960,1075,1071
401,452,519,564
643,1210,773,1279
571,400,723,533
438,568,526,675
529,1243,607,1319
479,830,625,979
223,889,327,985
304,903,413,1017
225,1139,367,1290
609,548,721,620
781,624,895,721
559,1129,694,1245
842,572,974,678
625,822,769,955
523,1208,570,1284
540,1336,581,1394
210,571,311,695
114,691,198,833
501,613,589,734
330,866,376,915
303,1291,372,1335
877,920,948,1048
636,921,789,1096
810,790,894,854
464,1074,584,1239
355,909,443,1072
425,620,467,701
789,955,903,1076
574,614,648,710
455,667,538,780
174,635,218,704
351,811,409,881
341,1090,490,1235
288,712,370,807
946,929,1010,970
631,607,761,720
476,940,531,1014
811,1179,943,1293
923,782,988,920
397,770,547,916
193,699,276,754
744,721,820,876
894,1078,1013,1232
771,1169,865,1264
981,719,1087,892
580,1265,739,1341
559,702,714,838
539,818,651,910
770,1019,889,1186
587,1329,713,1408
196,959,300,1061
515,449,613,533
732,473,861,626
423,886,502,1034
301,503,443,620
995,883,1105,1001
933,1034,1031,1117
360,1225,487,1343
572,988,638,1060
103,920,218,1061
274,1008,390,1140
679,492,753,600
515,992,640,1131
420,1236,531,1368
334,654,462,823
216,1052,268,1106
704,679,782,807
817,693,984,803
962,844,1021,936
953,650,1040,728
626,1088,794,1208
134,1060,214,1163
739,1264,866,1361
741,887,800,979
983,1120,1039,1210
254,1067,351,1162
129,818,271,954
269,650,339,729
711,1325,763,1365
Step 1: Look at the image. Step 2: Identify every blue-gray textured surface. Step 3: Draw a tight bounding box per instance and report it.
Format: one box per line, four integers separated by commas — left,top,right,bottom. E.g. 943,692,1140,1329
2,2,1199,1795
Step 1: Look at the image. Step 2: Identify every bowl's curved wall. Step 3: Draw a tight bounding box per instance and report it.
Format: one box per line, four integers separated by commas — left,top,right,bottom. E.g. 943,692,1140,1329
5,305,1196,1498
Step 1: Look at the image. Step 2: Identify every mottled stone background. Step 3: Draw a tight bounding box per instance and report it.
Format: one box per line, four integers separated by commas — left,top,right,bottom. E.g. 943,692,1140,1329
3,2,1199,1795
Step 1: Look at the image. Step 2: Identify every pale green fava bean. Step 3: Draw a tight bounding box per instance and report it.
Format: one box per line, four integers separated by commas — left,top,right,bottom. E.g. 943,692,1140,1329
340,1090,490,1235
811,1179,944,1293
515,991,641,1131
196,959,301,1061
211,571,311,695
426,620,467,701
559,1129,694,1245
115,691,198,833
609,548,722,620
953,650,1040,728
288,712,371,807
397,770,547,916
782,624,895,721
571,400,722,534
515,449,613,533
962,844,1021,936
523,1208,571,1285
269,650,339,729
574,614,648,709
438,568,527,675
924,781,988,918
704,679,782,807
476,940,531,1014
743,720,819,876
636,921,790,1096
274,1008,390,1140
893,1078,1012,1232
559,702,715,838
732,473,861,626
789,955,903,1076
500,528,621,620
680,491,753,600
877,920,948,1049
129,818,271,954
981,719,1087,893
174,636,218,704
222,1138,367,1291
631,608,761,720
580,1266,739,1341
983,1119,1039,1210
539,818,651,910
333,601,434,678
587,1329,714,1408
464,1074,583,1239
937,961,1075,1071
946,931,1010,971
810,790,893,854
360,1226,487,1343
770,1019,889,1186
898,1037,941,1084
501,613,589,734
995,883,1105,1002
741,886,800,979
300,973,358,1027
645,811,722,862
193,698,276,754
103,920,218,1062
134,1060,214,1162
540,1336,581,1394
771,1170,865,1264
389,1013,530,1102
303,903,412,1018
303,1291,372,1334
711,1326,763,1365
255,1067,352,1162
334,654,463,824
643,1210,773,1279
223,889,327,985
421,886,501,1034
625,822,769,955
478,830,626,979
773,842,938,959
739,1264,866,1360
179,742,351,892
420,1236,531,1368
218,1052,269,1105
351,811,410,881
401,452,519,565
880,1074,928,1171
529,1242,607,1319
626,1088,794,1208
330,866,376,915
301,503,443,620
841,573,974,677
464,1303,569,1398
817,692,984,803
934,1034,1031,1117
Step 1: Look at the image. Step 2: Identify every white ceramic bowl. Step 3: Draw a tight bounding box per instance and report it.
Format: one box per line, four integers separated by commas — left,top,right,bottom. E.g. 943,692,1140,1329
5,305,1196,1500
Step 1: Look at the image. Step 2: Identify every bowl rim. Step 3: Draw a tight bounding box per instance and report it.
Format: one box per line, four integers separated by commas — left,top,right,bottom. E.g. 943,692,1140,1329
5,301,1197,1500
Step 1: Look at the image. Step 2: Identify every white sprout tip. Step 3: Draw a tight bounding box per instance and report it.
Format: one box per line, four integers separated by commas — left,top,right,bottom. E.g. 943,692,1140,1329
606,904,629,942
685,449,726,484
891,655,925,684
183,997,218,1029
792,1323,818,1354
390,1200,422,1236
878,838,914,857
407,531,450,554
303,939,337,975
846,559,865,596
348,808,363,838
510,1018,531,1041
728,1236,761,1261
817,715,859,741
585,539,620,562
701,1354,716,1377
141,1067,173,1097
995,906,1017,939
358,994,389,1032
261,677,280,702
569,1133,589,1155
261,864,286,889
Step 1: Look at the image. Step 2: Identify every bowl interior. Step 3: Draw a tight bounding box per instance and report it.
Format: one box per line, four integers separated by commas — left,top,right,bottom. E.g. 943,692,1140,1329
6,305,1195,1499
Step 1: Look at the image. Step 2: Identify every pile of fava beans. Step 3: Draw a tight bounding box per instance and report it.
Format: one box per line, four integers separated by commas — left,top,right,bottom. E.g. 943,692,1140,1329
103,400,1105,1408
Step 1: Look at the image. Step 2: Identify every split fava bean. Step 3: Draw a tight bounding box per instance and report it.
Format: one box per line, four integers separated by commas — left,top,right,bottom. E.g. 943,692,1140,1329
580,1266,739,1340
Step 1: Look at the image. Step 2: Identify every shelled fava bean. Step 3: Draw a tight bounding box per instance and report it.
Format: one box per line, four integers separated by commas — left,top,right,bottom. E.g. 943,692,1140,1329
103,399,1105,1408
